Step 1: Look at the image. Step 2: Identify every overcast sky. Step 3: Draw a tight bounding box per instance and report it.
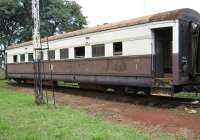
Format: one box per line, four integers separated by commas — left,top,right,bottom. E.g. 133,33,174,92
74,0,200,26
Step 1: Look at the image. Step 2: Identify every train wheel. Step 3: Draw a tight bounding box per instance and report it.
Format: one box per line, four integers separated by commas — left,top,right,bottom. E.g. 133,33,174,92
144,87,151,95
137,87,151,96
14,79,24,84
113,86,125,95
124,87,138,95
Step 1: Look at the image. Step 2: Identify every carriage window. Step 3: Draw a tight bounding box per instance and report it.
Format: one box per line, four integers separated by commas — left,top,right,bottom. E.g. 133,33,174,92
75,47,85,58
28,53,33,62
113,42,122,56
92,44,105,57
41,51,44,60
60,48,68,59
13,55,18,63
35,50,43,60
49,50,55,60
20,54,25,62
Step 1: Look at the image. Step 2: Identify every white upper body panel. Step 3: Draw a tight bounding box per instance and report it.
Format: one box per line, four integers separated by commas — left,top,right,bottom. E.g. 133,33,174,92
6,20,179,64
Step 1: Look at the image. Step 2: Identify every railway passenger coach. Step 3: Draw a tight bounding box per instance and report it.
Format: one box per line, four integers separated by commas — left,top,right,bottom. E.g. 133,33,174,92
6,8,200,94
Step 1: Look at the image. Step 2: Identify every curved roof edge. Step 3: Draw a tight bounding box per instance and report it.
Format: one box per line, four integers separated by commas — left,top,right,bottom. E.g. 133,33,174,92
7,8,200,50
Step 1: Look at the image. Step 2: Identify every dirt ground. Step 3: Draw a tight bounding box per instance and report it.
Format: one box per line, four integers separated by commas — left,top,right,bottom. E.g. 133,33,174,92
11,84,200,139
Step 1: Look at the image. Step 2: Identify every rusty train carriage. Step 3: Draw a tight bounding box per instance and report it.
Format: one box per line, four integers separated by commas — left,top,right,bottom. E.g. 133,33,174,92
6,8,200,93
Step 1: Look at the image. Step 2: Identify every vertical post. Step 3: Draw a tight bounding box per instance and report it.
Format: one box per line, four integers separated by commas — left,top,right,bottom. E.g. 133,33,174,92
32,0,44,105
5,52,7,79
46,38,56,106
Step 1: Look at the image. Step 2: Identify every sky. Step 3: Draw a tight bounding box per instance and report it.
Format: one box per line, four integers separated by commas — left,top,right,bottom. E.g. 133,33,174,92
74,0,200,26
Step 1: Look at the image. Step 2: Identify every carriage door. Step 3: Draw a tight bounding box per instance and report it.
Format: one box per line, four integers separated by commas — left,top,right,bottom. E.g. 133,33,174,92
191,23,200,74
153,27,173,78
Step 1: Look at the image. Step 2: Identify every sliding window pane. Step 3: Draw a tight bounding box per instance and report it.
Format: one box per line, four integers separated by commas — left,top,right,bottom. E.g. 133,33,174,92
49,50,55,60
92,44,105,57
60,48,69,59
20,54,25,62
28,53,33,62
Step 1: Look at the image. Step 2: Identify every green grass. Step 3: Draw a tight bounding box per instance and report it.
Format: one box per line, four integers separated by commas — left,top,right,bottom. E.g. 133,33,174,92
175,92,200,100
58,81,79,88
0,80,181,140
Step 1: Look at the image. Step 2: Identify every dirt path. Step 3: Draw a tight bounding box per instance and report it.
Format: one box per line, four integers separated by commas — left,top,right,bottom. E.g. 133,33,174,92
11,84,200,139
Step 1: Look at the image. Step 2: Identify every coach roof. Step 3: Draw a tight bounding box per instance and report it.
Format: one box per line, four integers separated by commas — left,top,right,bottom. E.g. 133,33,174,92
7,8,200,50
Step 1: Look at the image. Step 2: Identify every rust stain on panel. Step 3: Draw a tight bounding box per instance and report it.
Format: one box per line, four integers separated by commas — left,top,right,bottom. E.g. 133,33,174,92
7,55,152,77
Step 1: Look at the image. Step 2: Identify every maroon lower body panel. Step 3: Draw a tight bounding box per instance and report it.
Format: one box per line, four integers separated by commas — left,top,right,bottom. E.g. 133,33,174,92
7,55,153,87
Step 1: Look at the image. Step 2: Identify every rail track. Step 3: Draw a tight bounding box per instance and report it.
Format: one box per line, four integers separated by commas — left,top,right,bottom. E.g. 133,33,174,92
146,95,200,108
10,82,200,108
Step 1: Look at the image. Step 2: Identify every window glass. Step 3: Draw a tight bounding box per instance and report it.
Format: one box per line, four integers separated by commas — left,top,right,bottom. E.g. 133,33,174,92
49,50,55,60
20,54,25,62
60,48,68,59
35,50,43,60
41,51,44,60
113,42,122,56
28,53,33,62
13,55,17,63
75,47,85,58
92,44,105,57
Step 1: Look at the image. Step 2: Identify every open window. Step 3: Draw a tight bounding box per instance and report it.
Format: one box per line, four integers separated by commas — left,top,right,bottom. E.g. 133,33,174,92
113,42,122,56
153,27,173,77
75,47,85,58
13,55,18,63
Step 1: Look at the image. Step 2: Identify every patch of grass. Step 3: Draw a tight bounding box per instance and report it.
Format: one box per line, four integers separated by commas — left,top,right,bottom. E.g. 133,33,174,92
175,92,200,100
0,80,8,86
58,81,79,88
0,80,182,140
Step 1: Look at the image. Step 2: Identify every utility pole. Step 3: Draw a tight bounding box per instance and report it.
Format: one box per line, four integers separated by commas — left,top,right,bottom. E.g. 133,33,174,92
32,0,44,105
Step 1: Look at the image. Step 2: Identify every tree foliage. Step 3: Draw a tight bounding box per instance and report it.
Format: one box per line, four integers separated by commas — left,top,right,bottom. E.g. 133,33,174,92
0,0,87,47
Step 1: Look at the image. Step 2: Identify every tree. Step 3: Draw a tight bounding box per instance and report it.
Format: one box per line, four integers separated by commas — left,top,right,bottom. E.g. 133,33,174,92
0,0,87,47
0,0,87,70
0,0,23,47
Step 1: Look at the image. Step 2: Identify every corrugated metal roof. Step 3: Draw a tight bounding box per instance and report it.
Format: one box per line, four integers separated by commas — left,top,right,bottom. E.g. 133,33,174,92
7,8,200,50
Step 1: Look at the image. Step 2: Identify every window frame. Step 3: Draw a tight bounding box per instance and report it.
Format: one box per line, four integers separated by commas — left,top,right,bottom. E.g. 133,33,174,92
74,46,85,58
49,50,55,60
13,55,18,63
60,48,69,60
92,44,105,57
20,54,25,62
113,42,123,56
28,53,34,62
